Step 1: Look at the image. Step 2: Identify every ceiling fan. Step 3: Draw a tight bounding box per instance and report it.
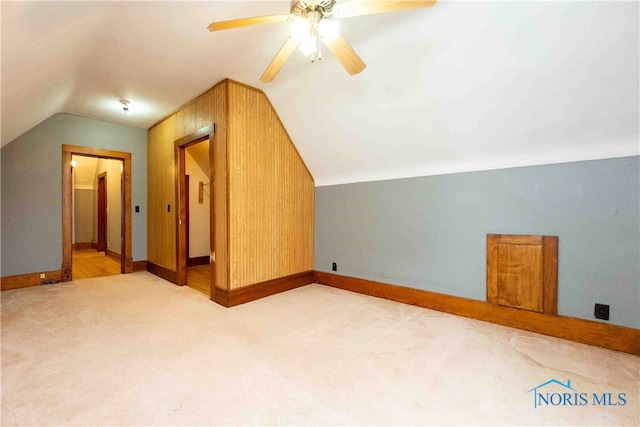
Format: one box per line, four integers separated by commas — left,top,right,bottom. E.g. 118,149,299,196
207,0,437,83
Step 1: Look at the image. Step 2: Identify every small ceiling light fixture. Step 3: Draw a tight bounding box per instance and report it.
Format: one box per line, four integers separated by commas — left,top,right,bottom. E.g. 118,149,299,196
120,99,130,114
290,12,340,62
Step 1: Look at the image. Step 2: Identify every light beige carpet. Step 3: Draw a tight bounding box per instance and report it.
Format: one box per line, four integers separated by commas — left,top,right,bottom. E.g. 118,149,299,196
1,272,638,426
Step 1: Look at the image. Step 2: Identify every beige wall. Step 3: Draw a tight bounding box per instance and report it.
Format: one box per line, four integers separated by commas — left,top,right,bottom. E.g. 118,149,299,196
74,189,94,243
93,158,123,254
185,140,210,258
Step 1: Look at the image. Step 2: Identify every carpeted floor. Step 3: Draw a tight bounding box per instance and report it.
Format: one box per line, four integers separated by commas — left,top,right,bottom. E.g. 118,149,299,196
1,272,638,426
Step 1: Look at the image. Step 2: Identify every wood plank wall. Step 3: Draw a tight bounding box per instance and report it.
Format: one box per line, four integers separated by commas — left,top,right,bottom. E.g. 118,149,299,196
227,81,314,289
209,82,228,291
147,116,177,270
147,79,313,293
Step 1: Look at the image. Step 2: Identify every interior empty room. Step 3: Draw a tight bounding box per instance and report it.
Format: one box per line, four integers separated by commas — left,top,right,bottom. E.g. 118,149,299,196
1,1,638,425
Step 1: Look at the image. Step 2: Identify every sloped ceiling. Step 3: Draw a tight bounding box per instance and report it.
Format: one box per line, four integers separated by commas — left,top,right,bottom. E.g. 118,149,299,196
186,139,211,177
2,1,638,186
71,155,99,190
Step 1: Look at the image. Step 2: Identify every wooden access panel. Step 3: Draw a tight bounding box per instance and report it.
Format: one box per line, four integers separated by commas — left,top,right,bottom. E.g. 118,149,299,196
487,234,558,315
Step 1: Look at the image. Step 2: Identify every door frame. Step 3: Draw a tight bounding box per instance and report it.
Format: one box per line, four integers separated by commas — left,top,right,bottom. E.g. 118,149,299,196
174,124,215,288
185,174,190,262
62,145,133,280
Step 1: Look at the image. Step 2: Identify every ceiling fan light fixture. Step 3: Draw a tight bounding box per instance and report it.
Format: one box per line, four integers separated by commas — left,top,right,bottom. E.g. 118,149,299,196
290,18,310,41
209,0,438,82
299,34,318,55
319,19,339,42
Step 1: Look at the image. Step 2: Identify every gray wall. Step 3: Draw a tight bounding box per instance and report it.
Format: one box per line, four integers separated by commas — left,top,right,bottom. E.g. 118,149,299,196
1,114,147,276
315,157,639,328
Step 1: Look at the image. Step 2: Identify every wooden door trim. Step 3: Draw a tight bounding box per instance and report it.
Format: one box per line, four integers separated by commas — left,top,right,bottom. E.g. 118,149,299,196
185,174,190,262
174,124,215,288
62,145,133,280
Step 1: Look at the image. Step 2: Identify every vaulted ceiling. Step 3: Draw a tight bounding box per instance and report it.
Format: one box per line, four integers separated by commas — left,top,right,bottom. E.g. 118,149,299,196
2,1,638,186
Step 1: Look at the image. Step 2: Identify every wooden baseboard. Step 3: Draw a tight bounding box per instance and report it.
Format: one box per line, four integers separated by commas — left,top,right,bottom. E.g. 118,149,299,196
314,271,640,356
73,242,92,250
106,249,121,262
1,269,65,291
213,270,315,307
146,262,177,283
133,261,148,272
91,242,98,250
187,256,210,267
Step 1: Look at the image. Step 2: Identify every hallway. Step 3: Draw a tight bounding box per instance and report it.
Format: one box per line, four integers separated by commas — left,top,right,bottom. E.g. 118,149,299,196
187,264,211,296
72,248,121,279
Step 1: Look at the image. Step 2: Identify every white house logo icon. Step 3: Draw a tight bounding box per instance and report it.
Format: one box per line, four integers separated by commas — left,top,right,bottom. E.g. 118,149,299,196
527,379,578,408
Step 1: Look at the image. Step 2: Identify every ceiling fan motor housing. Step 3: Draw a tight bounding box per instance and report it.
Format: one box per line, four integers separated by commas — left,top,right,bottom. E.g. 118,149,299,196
290,0,337,19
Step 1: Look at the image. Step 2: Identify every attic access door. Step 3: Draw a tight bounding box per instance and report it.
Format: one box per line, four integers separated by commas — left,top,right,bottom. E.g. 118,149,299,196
486,234,558,315
175,125,215,290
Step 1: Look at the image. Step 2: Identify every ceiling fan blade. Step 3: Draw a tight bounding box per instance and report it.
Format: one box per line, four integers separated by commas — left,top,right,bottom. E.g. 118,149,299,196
260,37,300,83
207,14,291,32
323,34,367,76
338,0,436,18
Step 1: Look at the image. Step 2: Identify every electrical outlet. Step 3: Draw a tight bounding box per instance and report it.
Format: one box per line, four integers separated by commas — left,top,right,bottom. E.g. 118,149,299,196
40,273,45,279
594,303,610,321
332,262,337,272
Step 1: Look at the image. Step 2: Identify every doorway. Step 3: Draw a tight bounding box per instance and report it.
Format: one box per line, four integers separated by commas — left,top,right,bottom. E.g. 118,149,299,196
62,145,133,281
175,125,215,295
185,140,211,295
71,157,123,279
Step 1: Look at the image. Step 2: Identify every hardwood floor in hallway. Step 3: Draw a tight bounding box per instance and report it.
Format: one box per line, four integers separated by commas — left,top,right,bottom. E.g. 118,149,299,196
187,264,211,296
73,248,121,279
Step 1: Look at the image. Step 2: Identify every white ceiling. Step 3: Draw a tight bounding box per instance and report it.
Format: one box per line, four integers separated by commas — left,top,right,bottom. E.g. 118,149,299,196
2,1,638,186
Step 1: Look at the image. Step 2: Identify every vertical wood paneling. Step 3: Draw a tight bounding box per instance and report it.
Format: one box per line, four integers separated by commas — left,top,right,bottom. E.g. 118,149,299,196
175,102,195,140
227,81,314,289
147,116,177,270
148,84,228,289
147,78,311,295
195,93,212,130
209,83,228,291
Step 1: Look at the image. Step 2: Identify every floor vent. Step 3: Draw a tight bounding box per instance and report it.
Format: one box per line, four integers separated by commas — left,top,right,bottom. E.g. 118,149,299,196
41,278,66,285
